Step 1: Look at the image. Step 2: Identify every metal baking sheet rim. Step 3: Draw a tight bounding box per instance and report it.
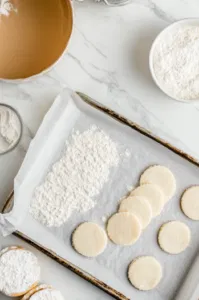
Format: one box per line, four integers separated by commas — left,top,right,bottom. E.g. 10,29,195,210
2,92,199,300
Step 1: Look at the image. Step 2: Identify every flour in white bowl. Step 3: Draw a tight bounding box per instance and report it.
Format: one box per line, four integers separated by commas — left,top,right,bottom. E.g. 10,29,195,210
30,125,120,227
153,25,199,101
0,105,21,153
0,248,40,296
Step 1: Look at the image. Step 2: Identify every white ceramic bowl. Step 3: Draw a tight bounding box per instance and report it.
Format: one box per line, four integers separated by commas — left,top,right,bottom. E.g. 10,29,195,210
149,18,199,103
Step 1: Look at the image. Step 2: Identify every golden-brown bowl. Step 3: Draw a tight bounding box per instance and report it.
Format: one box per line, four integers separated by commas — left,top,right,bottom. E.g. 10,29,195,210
0,0,73,81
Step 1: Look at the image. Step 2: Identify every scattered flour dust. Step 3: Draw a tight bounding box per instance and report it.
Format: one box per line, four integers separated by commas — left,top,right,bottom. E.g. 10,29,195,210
101,215,108,223
30,288,64,300
0,248,40,296
153,25,199,100
30,125,120,227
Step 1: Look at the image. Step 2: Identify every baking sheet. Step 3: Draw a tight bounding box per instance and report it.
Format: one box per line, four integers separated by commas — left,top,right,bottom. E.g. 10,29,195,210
1,89,199,300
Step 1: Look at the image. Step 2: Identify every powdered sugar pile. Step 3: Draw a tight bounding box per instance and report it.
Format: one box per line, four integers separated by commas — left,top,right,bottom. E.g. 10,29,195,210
0,248,40,296
30,288,64,300
30,125,119,227
153,25,199,100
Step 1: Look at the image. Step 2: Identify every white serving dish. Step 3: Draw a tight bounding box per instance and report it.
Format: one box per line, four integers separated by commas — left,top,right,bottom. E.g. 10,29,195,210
149,18,199,104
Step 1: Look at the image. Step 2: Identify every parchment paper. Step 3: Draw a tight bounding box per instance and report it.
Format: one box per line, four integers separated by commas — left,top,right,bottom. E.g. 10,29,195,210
1,89,199,300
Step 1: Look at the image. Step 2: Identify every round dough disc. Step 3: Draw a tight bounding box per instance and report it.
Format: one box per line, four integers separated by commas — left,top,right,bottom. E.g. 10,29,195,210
72,222,107,257
130,184,165,217
158,221,191,254
107,212,141,246
128,256,162,291
140,165,176,201
119,196,152,229
181,186,199,220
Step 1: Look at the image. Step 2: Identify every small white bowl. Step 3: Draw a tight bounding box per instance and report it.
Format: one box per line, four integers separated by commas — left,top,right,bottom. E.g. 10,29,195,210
149,18,199,103
0,104,22,155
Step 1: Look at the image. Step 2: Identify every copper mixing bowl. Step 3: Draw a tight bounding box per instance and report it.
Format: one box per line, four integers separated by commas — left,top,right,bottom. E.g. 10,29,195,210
0,0,73,80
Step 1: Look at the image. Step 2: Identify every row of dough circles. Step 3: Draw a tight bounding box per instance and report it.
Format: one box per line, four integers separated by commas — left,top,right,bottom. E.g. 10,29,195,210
0,246,64,299
107,165,177,246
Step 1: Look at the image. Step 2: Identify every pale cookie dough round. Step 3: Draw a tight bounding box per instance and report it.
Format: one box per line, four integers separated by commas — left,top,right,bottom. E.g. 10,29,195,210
107,212,141,246
130,183,165,217
22,284,64,300
158,221,191,254
128,256,162,291
181,186,199,220
0,247,40,297
72,222,107,257
119,196,152,229
140,165,176,201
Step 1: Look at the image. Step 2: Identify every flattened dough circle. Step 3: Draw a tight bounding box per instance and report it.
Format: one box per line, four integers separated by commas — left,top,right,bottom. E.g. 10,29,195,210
140,165,176,201
72,222,107,257
158,221,191,254
128,256,162,291
131,184,164,217
181,186,199,220
119,196,152,229
107,212,141,246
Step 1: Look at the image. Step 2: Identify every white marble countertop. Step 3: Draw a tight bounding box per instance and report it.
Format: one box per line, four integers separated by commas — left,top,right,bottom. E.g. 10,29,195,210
1,0,199,299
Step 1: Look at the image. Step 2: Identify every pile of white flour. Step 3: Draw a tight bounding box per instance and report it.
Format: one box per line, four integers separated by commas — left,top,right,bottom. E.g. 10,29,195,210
0,248,40,296
30,125,119,227
153,25,199,100
0,105,21,153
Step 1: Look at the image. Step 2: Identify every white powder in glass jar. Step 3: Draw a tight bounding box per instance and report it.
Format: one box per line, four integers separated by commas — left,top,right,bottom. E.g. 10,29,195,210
153,24,199,101
0,105,21,153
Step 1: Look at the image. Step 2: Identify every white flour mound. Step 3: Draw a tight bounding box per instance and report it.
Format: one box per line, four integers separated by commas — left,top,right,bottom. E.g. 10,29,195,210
30,288,64,300
0,248,40,296
30,125,120,227
0,105,21,153
153,25,199,100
